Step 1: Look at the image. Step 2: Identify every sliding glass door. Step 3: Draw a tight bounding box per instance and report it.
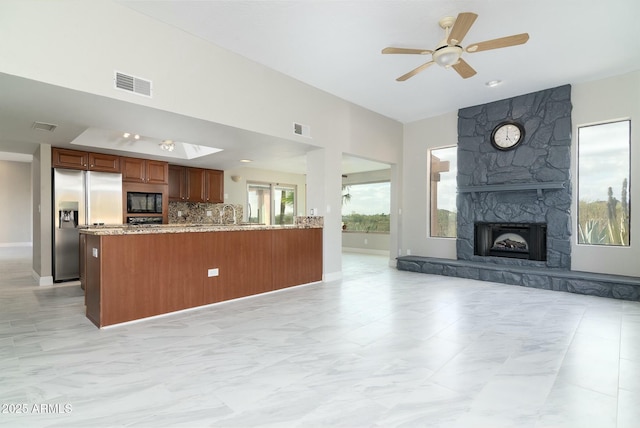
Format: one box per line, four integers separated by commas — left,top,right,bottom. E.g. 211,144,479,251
247,182,296,225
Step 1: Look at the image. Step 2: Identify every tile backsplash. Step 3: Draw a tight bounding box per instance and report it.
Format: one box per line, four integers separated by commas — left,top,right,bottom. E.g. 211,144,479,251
168,202,243,224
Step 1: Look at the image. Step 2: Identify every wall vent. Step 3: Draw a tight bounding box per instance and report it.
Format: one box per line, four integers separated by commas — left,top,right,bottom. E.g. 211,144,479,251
114,71,152,97
32,121,57,132
293,122,311,138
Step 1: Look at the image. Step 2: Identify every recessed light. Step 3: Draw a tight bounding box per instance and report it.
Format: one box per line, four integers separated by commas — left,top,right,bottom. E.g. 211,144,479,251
485,80,502,88
240,159,252,163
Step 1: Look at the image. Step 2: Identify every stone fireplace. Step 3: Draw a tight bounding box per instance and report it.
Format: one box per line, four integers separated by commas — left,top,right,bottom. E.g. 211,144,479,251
456,85,572,269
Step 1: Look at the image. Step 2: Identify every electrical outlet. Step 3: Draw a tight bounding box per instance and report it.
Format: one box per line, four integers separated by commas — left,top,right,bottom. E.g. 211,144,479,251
364,238,368,245
407,249,412,255
92,248,98,258
207,268,219,277
206,210,212,217
178,211,182,217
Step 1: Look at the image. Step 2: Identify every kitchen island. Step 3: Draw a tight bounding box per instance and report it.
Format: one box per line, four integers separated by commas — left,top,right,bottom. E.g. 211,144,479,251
80,220,323,327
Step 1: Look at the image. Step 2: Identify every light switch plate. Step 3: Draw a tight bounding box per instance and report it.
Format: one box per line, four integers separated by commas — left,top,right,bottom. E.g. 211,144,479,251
92,248,98,258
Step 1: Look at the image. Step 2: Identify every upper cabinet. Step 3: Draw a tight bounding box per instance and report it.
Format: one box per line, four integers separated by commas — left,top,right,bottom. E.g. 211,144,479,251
121,157,168,184
52,148,88,169
168,165,223,203
168,165,186,201
52,148,121,173
204,169,223,203
88,152,120,173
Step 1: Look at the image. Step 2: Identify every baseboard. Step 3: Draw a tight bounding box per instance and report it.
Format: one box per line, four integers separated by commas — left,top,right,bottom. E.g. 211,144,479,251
32,270,53,286
342,247,390,256
323,271,343,282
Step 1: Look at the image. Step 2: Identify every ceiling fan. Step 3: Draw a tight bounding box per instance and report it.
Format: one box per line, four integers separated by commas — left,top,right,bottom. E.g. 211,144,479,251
382,12,529,81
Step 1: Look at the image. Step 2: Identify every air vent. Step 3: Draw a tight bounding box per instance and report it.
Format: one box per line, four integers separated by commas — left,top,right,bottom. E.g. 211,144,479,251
114,71,152,97
32,122,57,132
293,122,311,138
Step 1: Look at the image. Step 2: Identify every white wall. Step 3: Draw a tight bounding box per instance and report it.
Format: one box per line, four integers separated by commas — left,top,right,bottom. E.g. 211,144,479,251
0,160,31,245
222,167,307,220
571,71,640,277
401,111,458,259
0,0,402,280
32,144,52,285
342,232,390,255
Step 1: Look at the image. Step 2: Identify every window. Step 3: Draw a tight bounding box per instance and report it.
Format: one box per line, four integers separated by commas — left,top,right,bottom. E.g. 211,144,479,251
577,120,630,246
429,146,457,238
341,182,390,232
247,182,296,225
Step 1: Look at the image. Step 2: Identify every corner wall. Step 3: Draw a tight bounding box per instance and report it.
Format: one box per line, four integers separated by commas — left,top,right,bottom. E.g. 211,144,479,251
0,160,31,245
571,71,640,277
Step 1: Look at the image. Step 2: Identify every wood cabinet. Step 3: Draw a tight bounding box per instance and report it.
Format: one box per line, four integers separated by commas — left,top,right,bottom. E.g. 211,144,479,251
186,168,205,201
223,230,274,300
88,152,120,173
169,165,223,203
52,148,120,173
52,148,88,169
272,228,323,289
83,227,323,327
204,169,224,203
121,157,168,184
168,165,186,201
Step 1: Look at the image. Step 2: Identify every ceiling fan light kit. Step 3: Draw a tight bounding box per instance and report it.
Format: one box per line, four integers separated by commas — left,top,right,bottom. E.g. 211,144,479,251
433,45,462,67
382,12,529,81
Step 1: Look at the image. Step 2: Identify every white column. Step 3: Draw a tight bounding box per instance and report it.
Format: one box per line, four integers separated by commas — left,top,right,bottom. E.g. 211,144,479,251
306,147,342,281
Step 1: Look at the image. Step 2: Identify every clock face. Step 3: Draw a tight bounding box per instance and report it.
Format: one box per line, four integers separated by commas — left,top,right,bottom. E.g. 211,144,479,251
491,122,525,150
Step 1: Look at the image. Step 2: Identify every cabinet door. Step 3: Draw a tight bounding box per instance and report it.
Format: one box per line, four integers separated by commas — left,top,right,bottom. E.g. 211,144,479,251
146,160,168,184
88,153,120,173
52,148,88,170
121,157,146,182
223,230,273,300
204,169,224,203
272,228,323,289
168,165,186,201
186,168,205,202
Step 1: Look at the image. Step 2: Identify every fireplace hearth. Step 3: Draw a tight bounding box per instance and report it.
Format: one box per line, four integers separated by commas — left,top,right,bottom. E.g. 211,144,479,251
475,223,547,261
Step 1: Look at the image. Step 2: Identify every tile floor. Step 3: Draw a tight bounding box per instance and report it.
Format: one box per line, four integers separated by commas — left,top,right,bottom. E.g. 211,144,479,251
1,246,639,427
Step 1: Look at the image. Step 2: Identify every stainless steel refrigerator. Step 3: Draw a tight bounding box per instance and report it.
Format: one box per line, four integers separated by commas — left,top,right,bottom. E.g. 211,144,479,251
52,169,123,281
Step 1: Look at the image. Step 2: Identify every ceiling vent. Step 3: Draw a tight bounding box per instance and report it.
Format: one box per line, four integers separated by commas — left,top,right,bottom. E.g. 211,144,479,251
32,121,57,132
293,122,311,138
114,71,152,97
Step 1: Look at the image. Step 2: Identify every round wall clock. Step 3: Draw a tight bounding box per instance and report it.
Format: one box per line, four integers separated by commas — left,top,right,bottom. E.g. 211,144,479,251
490,121,525,151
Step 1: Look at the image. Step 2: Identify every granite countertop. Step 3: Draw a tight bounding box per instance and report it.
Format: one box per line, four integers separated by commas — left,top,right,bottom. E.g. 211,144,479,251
79,218,323,236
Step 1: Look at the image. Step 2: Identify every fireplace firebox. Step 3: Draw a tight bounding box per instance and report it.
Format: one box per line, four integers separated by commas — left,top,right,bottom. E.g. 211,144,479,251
474,223,547,261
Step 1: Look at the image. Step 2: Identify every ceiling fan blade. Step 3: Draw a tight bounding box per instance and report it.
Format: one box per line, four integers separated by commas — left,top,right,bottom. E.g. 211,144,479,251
466,33,529,53
452,58,477,79
382,47,433,55
396,61,435,81
448,12,478,45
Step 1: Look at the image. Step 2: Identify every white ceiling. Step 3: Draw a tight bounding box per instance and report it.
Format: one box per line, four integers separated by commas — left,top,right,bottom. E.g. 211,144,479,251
119,0,640,122
1,0,639,174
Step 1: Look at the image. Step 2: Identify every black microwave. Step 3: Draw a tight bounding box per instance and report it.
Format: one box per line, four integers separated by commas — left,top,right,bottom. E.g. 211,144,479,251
127,192,163,214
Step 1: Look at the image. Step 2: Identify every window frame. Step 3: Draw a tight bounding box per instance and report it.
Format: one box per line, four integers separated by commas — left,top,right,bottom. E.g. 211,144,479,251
576,119,631,247
428,145,458,239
